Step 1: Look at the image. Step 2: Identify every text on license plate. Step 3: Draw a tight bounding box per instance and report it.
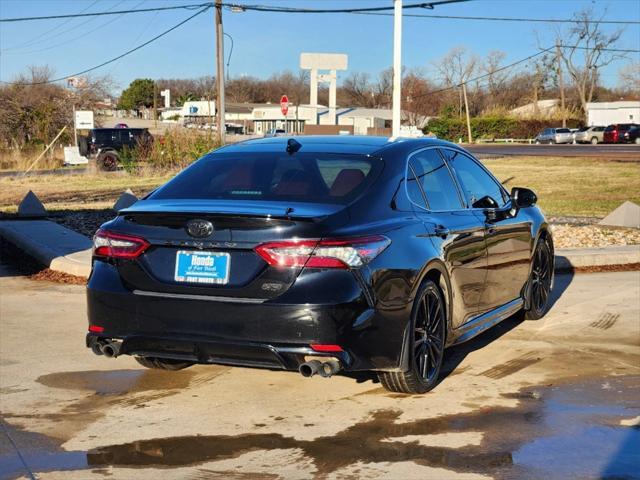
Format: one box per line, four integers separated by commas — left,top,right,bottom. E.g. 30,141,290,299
174,250,230,285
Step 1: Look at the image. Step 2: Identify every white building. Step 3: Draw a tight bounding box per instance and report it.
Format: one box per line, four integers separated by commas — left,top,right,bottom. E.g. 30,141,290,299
586,101,640,126
321,108,392,135
510,99,559,119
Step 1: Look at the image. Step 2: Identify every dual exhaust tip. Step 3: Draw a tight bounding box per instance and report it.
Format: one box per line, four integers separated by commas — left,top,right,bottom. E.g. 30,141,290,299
91,339,121,358
299,359,341,378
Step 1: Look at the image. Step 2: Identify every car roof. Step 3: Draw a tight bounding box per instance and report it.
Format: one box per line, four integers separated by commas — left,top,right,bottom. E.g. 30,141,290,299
219,135,454,156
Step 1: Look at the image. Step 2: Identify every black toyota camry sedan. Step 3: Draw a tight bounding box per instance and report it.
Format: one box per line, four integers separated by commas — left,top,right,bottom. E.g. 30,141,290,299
87,136,553,394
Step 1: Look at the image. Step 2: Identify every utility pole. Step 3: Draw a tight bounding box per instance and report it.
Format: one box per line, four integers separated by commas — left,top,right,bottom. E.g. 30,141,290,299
215,0,226,145
392,0,402,137
556,41,566,128
153,82,158,129
462,83,472,144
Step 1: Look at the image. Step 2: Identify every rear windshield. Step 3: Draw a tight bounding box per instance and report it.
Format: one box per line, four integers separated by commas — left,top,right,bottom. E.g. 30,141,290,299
556,128,570,133
149,152,381,204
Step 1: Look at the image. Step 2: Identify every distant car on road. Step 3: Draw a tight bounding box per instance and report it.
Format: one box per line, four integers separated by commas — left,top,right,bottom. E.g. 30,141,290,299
79,128,153,171
604,123,640,144
573,126,606,144
623,125,640,144
264,128,286,138
534,128,573,144
114,123,129,129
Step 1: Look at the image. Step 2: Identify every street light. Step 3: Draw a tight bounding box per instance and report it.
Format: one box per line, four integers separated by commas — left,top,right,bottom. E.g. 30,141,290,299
224,32,234,81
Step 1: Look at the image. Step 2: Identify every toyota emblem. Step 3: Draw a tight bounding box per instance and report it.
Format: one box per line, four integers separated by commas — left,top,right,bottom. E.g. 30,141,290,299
186,219,214,238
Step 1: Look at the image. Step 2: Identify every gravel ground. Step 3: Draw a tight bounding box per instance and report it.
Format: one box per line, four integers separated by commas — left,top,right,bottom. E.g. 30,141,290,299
551,224,640,249
38,211,640,249
48,209,116,238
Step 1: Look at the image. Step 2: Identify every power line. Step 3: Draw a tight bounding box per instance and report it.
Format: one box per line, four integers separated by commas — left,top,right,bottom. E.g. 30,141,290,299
0,1,469,23
0,3,211,22
1,0,101,50
4,0,145,55
223,0,469,14
404,47,555,102
383,43,639,104
355,11,640,25
2,1,638,25
0,6,212,86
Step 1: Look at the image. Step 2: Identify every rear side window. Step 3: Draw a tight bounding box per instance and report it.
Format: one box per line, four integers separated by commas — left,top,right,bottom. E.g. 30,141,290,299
443,149,509,208
407,149,463,211
605,125,615,131
556,128,570,133
149,152,379,204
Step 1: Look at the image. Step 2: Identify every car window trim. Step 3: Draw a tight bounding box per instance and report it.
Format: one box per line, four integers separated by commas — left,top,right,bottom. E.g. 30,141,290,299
407,161,431,210
438,146,512,212
403,146,467,213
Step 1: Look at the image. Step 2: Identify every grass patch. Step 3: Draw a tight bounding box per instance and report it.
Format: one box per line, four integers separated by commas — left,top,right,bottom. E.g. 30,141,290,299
0,171,172,212
482,156,640,217
0,156,637,218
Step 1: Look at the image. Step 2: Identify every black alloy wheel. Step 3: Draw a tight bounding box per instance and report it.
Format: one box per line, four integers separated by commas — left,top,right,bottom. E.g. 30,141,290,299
526,238,553,320
97,152,119,171
378,280,446,394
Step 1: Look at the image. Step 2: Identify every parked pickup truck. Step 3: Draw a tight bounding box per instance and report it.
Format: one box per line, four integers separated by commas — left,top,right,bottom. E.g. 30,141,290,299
79,128,153,171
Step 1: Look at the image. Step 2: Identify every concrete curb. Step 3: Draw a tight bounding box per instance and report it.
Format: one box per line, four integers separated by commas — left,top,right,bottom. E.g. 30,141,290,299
1,219,639,279
555,245,640,270
0,220,92,277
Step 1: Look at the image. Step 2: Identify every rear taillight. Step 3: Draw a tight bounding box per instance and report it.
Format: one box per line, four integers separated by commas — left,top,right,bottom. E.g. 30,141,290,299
93,229,149,259
255,235,390,269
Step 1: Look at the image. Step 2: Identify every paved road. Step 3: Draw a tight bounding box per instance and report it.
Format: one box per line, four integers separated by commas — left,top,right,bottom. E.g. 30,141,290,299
467,143,640,160
1,263,639,479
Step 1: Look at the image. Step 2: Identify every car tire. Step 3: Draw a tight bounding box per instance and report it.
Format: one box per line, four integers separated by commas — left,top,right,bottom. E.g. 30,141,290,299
535,140,541,145
525,237,553,320
78,137,89,157
635,137,640,145
591,137,599,145
378,279,446,394
97,151,119,171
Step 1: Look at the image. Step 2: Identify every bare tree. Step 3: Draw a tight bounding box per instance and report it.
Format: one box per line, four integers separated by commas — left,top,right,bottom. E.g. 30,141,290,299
557,7,626,118
402,70,441,126
341,72,375,107
618,62,640,96
433,47,477,115
483,50,508,99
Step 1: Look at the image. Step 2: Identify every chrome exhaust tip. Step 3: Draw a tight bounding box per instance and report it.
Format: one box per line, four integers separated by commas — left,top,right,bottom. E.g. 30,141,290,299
299,360,322,377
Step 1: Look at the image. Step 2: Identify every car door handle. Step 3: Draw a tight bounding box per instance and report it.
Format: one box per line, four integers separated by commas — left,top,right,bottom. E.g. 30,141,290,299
434,226,450,238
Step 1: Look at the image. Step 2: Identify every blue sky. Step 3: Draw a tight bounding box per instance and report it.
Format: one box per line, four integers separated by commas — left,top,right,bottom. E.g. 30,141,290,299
1,0,639,92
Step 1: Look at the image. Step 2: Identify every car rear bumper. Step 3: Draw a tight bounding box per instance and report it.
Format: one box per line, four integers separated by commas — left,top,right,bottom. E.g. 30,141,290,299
87,262,407,371
86,333,352,370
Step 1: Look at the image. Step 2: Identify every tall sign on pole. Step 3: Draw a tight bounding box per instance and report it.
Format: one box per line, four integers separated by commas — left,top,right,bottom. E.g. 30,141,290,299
280,95,289,133
215,0,226,145
392,0,403,137
300,53,348,126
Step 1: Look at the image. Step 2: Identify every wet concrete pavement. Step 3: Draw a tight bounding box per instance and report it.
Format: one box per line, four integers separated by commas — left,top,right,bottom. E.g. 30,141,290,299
1,261,639,479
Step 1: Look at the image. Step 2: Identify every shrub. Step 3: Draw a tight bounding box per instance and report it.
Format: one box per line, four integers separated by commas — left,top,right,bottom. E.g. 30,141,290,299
127,128,220,172
424,115,583,142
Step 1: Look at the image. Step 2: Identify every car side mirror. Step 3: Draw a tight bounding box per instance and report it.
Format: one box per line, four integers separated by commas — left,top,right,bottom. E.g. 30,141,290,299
471,195,499,209
511,187,537,208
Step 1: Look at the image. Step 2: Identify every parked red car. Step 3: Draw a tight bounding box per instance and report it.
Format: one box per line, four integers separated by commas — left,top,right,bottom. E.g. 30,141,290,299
603,123,639,143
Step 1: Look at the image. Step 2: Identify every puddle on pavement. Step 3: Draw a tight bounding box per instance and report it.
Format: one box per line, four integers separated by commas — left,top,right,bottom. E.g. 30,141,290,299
2,367,228,444
1,375,638,479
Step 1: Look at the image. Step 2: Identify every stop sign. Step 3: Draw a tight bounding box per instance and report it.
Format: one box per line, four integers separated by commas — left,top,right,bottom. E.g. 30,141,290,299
280,95,289,116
